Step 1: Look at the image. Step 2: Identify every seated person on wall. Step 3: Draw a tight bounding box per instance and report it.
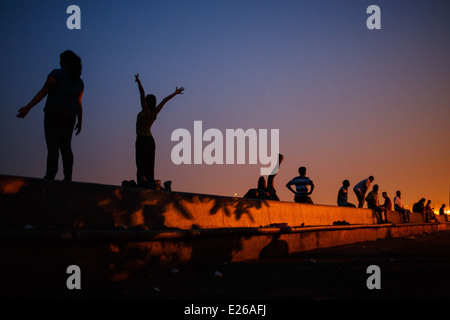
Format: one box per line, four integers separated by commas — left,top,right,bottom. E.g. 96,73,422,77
439,204,448,222
286,166,314,204
393,190,411,223
424,200,438,223
429,210,439,223
365,185,389,224
243,176,273,200
381,191,392,213
337,180,356,207
413,198,426,222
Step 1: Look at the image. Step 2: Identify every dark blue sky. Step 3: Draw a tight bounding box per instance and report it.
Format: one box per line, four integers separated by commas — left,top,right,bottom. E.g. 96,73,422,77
1,0,449,208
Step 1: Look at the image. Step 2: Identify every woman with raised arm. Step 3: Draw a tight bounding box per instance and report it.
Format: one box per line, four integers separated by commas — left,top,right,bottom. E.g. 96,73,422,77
17,50,83,181
134,73,184,188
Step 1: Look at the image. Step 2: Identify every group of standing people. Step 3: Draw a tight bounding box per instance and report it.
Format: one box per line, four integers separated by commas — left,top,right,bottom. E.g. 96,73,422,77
17,50,183,186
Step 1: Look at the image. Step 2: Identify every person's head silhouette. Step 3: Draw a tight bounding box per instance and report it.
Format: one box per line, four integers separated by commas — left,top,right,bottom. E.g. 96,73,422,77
298,166,306,176
60,50,82,79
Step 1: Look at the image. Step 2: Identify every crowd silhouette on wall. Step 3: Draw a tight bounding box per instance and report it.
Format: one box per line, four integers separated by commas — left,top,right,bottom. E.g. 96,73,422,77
16,50,447,225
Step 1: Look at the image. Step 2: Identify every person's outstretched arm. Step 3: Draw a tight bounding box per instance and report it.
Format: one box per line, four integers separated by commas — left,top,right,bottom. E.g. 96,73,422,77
135,73,148,111
17,76,56,118
155,87,184,114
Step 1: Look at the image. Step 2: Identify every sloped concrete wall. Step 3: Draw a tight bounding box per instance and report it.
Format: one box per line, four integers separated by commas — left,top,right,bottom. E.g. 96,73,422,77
0,174,382,230
1,174,449,293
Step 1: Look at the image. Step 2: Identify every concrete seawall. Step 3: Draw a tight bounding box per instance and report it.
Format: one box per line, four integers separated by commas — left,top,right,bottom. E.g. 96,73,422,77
2,174,438,230
1,174,449,289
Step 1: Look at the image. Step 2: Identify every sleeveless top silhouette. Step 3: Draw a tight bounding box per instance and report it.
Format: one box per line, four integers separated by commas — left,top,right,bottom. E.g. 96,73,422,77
136,109,157,136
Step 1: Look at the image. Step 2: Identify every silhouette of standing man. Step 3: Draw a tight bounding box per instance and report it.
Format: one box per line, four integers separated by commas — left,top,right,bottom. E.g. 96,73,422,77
134,74,184,188
17,50,83,181
286,166,314,204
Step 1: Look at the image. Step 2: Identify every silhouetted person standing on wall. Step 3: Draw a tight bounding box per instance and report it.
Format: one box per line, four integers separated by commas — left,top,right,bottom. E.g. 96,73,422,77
286,166,314,204
134,74,184,188
353,176,374,208
17,50,83,181
337,180,356,207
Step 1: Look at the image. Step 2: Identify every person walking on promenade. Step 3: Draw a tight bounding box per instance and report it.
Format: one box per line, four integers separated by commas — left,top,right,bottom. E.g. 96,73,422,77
17,50,83,181
337,180,356,207
134,74,184,188
353,176,374,208
393,190,411,223
286,166,314,204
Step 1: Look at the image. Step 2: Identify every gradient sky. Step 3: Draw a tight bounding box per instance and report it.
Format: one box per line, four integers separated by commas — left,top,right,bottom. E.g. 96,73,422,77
1,0,449,209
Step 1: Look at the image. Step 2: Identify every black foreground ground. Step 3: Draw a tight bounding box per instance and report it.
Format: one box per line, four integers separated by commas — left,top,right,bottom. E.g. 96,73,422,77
80,230,450,301
4,230,450,308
